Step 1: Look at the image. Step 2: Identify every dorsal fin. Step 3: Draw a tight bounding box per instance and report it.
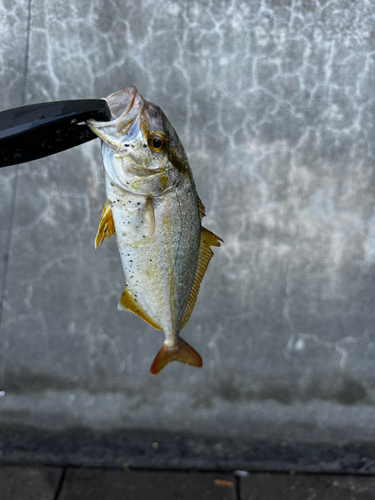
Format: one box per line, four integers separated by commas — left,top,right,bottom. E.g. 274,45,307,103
197,196,206,220
118,288,162,330
95,200,115,248
179,227,222,331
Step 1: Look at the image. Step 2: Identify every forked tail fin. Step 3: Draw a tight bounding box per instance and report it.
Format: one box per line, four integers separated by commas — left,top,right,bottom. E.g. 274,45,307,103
150,338,203,375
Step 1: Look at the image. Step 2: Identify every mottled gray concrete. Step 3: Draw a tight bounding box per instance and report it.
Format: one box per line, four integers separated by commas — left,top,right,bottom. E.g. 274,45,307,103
1,0,375,445
0,0,30,387
0,0,29,317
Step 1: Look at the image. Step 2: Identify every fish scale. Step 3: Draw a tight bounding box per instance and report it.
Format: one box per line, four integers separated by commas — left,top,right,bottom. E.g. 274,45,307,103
106,169,199,341
87,86,222,374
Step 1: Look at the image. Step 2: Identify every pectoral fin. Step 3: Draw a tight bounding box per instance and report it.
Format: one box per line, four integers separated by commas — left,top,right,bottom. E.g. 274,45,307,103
95,200,115,248
150,338,202,375
118,288,161,330
179,227,223,331
145,197,155,237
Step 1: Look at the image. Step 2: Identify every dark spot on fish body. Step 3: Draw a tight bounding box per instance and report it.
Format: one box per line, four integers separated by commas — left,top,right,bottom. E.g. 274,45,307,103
149,107,158,118
168,147,188,174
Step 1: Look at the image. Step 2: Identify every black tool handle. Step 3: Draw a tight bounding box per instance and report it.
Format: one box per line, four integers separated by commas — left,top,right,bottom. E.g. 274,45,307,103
0,99,111,168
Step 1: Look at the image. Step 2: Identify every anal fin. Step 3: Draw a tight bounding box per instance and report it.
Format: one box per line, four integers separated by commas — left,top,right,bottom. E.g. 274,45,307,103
95,200,115,248
179,227,223,331
118,288,162,330
150,338,202,375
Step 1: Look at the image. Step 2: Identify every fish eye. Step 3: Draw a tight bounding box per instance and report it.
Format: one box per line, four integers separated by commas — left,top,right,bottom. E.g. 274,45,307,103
148,132,166,153
153,137,162,148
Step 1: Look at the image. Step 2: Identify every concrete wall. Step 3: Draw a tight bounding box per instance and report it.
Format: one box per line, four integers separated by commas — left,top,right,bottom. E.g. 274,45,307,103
1,0,375,445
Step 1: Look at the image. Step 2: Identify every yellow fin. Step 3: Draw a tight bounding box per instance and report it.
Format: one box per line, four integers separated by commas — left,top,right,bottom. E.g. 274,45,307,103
179,227,223,331
197,196,206,220
150,338,202,375
145,197,155,236
95,200,115,248
118,288,162,330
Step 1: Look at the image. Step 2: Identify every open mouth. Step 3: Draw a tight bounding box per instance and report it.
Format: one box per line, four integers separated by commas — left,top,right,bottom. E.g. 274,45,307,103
106,86,139,120
86,86,144,147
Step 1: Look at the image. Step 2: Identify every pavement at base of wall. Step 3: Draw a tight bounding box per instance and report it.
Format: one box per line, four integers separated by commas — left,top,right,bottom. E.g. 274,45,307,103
3,465,375,500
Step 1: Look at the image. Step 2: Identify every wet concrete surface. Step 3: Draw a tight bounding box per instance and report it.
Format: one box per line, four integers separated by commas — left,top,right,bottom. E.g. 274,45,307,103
1,0,375,454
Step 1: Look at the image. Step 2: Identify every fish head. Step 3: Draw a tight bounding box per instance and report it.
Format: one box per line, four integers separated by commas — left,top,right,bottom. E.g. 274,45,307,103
87,86,190,193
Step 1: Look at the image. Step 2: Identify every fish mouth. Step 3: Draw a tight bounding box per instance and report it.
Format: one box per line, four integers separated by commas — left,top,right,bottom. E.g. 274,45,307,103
87,86,144,148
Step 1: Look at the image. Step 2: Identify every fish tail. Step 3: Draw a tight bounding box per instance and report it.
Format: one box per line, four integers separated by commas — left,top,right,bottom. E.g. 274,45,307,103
150,338,203,375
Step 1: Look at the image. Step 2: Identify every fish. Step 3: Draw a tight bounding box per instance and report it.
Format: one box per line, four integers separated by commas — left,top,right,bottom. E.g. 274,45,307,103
87,86,222,374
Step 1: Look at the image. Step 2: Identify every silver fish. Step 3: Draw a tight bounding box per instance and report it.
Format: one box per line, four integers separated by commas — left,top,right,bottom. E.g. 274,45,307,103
87,86,222,374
